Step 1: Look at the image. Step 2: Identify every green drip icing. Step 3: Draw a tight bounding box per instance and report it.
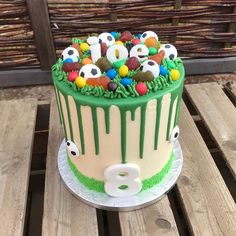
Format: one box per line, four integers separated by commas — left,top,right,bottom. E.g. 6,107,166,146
75,103,85,155
64,95,74,141
142,151,174,190
154,97,163,150
67,151,174,193
174,81,184,126
120,109,127,163
131,109,136,121
53,63,185,159
166,93,177,140
67,156,105,192
140,104,147,159
55,88,68,140
54,87,62,124
91,107,99,155
104,107,110,134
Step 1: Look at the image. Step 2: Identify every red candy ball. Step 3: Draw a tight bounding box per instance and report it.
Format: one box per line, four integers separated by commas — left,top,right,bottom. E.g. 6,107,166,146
136,82,147,95
68,71,78,82
132,38,141,45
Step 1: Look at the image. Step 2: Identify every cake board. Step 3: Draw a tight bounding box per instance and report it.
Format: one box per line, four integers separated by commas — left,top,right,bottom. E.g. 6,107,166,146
57,140,183,211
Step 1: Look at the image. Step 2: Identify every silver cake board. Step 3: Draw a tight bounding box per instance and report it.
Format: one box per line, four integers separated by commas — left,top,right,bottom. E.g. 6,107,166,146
57,140,183,211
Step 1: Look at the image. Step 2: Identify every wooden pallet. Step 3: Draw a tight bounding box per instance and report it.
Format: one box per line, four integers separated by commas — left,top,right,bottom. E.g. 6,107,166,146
0,82,236,236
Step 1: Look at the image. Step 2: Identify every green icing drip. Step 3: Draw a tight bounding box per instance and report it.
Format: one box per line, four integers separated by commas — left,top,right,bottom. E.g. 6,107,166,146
142,151,174,190
140,104,147,158
67,151,174,193
131,109,136,121
104,107,110,134
91,107,99,155
174,79,184,126
76,103,85,154
55,88,68,140
166,93,177,140
68,155,105,192
64,95,74,141
53,63,185,161
154,97,163,150
120,109,127,163
54,86,62,124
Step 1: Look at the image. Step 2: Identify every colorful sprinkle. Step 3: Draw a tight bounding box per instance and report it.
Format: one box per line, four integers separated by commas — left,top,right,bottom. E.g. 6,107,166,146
170,69,180,80
160,65,168,76
106,68,117,79
82,58,92,65
80,43,89,52
119,65,129,77
136,82,147,95
120,78,132,86
75,76,86,88
68,71,78,82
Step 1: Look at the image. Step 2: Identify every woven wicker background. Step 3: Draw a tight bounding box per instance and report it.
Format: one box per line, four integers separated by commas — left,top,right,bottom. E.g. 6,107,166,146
1,0,236,70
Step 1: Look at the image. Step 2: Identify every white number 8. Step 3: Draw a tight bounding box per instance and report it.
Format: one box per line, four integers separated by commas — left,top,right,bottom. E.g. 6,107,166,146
104,163,142,197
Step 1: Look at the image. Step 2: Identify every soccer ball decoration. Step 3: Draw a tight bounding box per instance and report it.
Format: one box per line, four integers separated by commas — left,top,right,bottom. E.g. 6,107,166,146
61,47,79,62
79,64,101,79
140,60,160,78
140,31,158,42
66,140,80,158
98,32,115,47
170,126,180,142
159,44,178,60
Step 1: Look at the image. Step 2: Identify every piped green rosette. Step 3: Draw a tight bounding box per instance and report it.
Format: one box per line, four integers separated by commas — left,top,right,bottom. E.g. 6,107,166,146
52,57,183,99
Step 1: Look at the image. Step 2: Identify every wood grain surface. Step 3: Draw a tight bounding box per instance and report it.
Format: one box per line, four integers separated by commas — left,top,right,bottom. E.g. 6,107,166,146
119,196,179,236
177,102,236,235
0,99,37,236
185,82,236,178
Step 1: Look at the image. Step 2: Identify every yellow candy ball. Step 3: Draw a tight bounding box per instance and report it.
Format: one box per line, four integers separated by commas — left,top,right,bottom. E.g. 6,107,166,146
80,43,89,52
119,65,129,77
75,76,86,88
115,41,123,45
170,69,180,81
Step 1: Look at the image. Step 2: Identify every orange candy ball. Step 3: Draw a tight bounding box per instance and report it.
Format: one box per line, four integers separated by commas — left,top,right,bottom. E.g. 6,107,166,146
82,58,92,65
145,37,158,49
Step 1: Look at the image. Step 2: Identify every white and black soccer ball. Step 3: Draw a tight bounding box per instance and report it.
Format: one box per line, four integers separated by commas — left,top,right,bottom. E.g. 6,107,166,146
98,32,115,47
159,44,178,60
140,31,158,43
170,126,180,142
140,60,160,78
79,64,101,79
66,140,80,158
61,46,79,62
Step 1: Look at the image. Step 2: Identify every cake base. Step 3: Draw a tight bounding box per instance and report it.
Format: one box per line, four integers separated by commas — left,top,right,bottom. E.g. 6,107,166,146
58,140,183,211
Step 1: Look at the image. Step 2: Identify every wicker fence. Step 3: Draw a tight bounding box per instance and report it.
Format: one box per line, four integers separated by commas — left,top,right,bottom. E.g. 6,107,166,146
1,0,236,70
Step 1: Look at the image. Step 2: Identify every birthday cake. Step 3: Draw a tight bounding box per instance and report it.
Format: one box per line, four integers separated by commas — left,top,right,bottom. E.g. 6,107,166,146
52,31,184,197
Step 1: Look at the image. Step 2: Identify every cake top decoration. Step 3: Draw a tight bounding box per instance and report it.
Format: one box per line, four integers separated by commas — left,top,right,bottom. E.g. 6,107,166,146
52,31,183,99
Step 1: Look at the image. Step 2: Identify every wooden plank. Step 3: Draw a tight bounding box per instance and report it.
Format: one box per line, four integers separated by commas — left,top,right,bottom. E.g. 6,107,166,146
119,196,179,236
0,69,51,88
184,57,236,75
177,102,236,235
27,0,56,70
0,99,37,236
42,98,99,236
185,83,236,178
